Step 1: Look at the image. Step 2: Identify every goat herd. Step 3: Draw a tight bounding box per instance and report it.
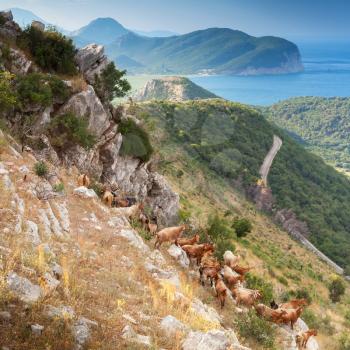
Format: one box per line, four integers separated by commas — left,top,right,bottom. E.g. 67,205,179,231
77,174,317,349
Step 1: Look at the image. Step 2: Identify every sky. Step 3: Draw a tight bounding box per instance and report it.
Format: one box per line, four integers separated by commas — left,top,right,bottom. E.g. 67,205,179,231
1,0,350,41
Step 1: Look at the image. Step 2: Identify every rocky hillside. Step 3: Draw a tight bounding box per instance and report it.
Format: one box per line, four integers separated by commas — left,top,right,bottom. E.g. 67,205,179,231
133,76,218,102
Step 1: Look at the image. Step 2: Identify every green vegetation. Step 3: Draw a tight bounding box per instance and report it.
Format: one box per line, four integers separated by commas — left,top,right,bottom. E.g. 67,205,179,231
34,161,48,177
328,276,345,303
236,309,275,348
245,273,274,304
17,25,77,75
93,61,130,103
266,97,350,170
106,28,302,75
0,72,17,113
133,99,350,268
232,217,252,238
118,118,153,162
338,332,350,350
53,183,64,193
47,112,96,152
16,73,70,108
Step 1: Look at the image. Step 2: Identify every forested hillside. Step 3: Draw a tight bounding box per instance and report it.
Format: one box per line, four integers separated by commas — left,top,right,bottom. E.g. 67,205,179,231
266,97,350,170
132,99,350,269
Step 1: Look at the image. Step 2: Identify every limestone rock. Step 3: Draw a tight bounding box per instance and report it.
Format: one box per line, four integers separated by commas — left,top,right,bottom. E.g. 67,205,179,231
74,186,98,199
0,11,21,40
45,305,75,319
31,323,44,336
121,325,152,348
25,220,41,246
73,317,98,350
116,229,150,253
160,315,189,337
7,272,42,303
168,244,190,268
190,298,221,325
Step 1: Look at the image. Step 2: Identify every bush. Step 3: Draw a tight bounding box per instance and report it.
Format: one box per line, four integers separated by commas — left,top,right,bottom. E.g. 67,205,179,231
302,309,334,334
93,62,131,103
34,161,48,177
280,288,312,304
236,309,275,348
118,118,153,162
245,273,274,304
18,26,77,75
232,217,252,238
0,72,17,113
16,73,69,109
207,213,235,242
48,112,96,151
339,332,350,350
328,276,345,303
53,183,64,192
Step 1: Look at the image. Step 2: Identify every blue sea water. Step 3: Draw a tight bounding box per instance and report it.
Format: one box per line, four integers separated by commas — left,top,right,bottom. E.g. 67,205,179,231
189,42,350,106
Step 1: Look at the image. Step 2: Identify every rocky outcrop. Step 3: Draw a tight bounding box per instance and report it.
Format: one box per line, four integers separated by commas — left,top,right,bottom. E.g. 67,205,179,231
75,44,109,84
7,272,42,303
0,11,21,40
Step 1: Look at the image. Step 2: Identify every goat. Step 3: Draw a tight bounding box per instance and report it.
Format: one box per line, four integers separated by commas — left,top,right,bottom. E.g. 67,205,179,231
213,275,227,309
223,250,240,268
278,306,303,329
232,286,262,307
254,304,287,323
232,264,252,276
280,298,308,310
182,243,214,265
102,191,114,207
201,252,220,269
139,212,148,229
177,234,200,247
154,224,186,249
199,266,220,287
77,174,90,187
223,265,244,288
296,329,317,349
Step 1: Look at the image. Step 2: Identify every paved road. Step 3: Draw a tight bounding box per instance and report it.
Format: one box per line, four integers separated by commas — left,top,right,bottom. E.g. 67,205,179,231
259,135,282,185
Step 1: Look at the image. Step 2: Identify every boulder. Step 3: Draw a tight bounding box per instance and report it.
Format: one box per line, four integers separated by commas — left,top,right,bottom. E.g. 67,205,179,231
74,186,98,199
31,21,45,31
8,47,36,75
7,272,42,303
75,44,109,84
168,244,190,268
72,317,98,350
190,298,221,325
31,323,44,336
59,85,110,138
116,229,150,253
121,325,152,348
0,11,21,40
160,315,189,337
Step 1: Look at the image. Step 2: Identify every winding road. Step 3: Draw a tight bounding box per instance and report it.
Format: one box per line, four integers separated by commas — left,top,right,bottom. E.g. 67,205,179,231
259,135,282,185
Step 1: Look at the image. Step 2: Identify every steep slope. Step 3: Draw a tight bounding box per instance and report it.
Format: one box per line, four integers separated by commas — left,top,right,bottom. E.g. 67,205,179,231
129,99,350,270
106,28,303,75
133,76,219,102
265,97,350,171
71,17,129,47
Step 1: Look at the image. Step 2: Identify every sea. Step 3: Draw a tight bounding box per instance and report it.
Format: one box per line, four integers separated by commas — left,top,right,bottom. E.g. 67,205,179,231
189,42,350,106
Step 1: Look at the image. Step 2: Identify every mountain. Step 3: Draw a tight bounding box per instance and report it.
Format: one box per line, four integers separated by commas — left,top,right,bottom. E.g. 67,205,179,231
133,76,218,101
106,28,304,75
132,99,350,270
265,97,350,171
71,17,129,46
133,29,178,37
8,7,47,28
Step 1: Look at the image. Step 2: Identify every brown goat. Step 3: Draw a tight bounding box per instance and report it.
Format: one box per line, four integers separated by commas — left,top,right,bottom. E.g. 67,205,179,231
199,266,220,287
182,243,214,265
177,234,200,247
231,264,252,276
280,298,308,310
278,306,303,329
154,224,186,249
214,275,227,309
77,174,90,187
102,191,114,207
223,265,244,289
296,329,318,349
232,286,262,307
147,222,158,235
254,304,287,323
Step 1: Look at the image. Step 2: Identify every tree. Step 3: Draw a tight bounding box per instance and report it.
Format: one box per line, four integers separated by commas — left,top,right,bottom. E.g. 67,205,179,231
0,72,16,113
328,276,345,303
94,62,131,103
232,217,252,238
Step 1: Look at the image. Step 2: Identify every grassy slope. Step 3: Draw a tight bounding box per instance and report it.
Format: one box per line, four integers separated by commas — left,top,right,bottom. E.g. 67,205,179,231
106,28,301,74
265,97,350,169
130,99,350,270
125,102,350,348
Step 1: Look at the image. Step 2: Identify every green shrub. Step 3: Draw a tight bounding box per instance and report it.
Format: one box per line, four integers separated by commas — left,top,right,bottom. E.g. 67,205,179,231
277,275,289,286
302,309,334,334
214,239,236,261
236,309,275,348
339,332,350,350
232,217,252,238
18,26,77,75
93,61,130,103
328,276,345,303
245,273,274,304
48,112,96,151
0,72,17,113
280,287,312,304
34,161,48,177
53,183,64,192
118,118,153,162
16,73,69,109
207,213,235,242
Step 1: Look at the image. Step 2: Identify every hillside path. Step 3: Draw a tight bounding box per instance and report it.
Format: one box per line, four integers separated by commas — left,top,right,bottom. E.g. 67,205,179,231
259,135,282,185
